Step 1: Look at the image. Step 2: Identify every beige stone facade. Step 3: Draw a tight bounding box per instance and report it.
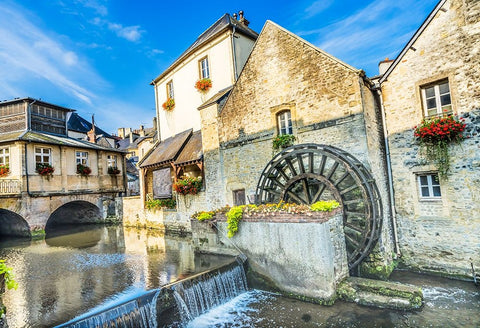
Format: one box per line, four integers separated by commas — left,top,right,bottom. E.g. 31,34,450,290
380,0,480,276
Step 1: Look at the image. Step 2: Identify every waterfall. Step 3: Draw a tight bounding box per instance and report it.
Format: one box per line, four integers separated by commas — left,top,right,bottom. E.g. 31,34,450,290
172,261,248,324
57,289,160,328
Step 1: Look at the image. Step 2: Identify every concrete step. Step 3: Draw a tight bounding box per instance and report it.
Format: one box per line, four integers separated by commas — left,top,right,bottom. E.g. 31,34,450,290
337,277,423,310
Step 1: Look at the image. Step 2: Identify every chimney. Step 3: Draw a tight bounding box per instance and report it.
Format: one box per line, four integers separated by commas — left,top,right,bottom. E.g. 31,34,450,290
238,10,250,26
87,114,96,143
152,117,157,131
379,57,394,76
139,125,145,137
129,132,134,144
117,128,125,139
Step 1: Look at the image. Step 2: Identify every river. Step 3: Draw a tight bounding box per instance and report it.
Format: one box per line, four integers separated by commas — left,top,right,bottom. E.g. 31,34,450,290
0,225,479,327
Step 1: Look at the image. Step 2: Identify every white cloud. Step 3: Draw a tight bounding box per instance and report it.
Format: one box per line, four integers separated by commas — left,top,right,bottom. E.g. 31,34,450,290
0,2,104,104
304,0,334,19
107,23,143,42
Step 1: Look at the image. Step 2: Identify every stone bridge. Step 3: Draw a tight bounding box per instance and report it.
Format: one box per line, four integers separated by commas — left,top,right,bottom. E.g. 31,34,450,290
0,192,121,237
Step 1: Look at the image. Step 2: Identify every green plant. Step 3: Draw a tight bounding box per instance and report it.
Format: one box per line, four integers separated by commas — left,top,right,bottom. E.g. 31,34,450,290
162,97,175,111
195,78,212,92
226,206,244,238
108,166,120,175
146,198,176,210
310,200,340,212
195,211,215,221
0,164,9,177
76,164,92,176
0,260,18,291
272,134,296,151
173,176,202,195
414,115,466,177
36,163,54,177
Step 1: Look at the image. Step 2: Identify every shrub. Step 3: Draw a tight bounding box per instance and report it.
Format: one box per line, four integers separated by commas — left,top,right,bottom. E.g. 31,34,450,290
173,176,202,195
36,163,54,177
272,134,296,151
310,200,340,212
414,115,466,177
77,164,92,176
194,211,215,221
226,206,244,238
146,198,176,210
0,260,18,291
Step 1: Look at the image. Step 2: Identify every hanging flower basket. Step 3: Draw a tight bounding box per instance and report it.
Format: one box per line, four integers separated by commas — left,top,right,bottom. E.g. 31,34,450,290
272,134,296,151
173,176,203,195
0,165,9,177
108,166,120,175
162,98,175,111
36,163,55,177
77,164,92,176
195,78,212,93
414,115,466,177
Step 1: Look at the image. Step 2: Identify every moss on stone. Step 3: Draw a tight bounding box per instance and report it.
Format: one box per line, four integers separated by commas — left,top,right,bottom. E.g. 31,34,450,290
31,229,45,240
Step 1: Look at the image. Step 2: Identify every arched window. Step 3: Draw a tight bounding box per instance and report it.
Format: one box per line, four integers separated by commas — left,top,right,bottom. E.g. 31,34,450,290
277,110,292,135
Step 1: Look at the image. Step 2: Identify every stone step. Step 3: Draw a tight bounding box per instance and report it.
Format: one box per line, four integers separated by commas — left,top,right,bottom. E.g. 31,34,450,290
337,277,423,310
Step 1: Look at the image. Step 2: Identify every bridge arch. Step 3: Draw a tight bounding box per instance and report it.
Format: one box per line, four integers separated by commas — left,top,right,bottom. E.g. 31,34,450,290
256,143,383,271
0,209,31,237
46,200,102,230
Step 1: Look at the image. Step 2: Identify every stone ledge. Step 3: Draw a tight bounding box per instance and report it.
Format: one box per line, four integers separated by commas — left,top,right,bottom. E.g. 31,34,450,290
212,207,342,223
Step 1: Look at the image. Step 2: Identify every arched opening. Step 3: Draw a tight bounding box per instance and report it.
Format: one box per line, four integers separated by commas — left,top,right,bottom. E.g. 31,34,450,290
256,143,383,271
0,209,31,238
46,201,102,230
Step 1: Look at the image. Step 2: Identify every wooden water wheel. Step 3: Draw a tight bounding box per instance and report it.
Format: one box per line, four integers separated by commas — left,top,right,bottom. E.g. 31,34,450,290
256,143,383,270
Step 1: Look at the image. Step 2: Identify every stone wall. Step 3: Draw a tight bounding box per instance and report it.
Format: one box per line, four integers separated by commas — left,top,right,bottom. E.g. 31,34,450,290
192,210,348,301
381,0,480,276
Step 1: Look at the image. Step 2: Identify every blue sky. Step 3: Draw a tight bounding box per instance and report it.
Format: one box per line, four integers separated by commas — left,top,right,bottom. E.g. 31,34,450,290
0,0,439,134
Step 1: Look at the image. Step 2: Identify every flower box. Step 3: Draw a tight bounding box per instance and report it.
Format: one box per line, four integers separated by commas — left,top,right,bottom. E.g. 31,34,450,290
272,134,296,151
173,176,202,195
195,78,212,93
162,98,175,111
0,165,9,178
36,163,54,177
108,166,120,175
77,164,92,176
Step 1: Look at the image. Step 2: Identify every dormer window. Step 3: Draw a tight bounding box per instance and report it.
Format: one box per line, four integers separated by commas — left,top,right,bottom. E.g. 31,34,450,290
199,56,210,79
166,80,174,99
277,110,293,135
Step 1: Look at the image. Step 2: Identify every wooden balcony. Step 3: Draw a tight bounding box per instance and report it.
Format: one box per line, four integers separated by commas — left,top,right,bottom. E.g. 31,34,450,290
0,179,22,195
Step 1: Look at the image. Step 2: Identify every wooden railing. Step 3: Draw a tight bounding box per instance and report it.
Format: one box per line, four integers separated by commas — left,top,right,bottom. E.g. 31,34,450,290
0,179,22,195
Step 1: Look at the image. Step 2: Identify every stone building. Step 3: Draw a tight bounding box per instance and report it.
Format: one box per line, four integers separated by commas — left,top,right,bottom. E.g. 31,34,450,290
0,98,126,236
379,0,480,276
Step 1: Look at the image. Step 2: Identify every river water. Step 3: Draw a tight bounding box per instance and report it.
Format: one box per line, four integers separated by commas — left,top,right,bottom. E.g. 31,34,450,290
1,225,479,327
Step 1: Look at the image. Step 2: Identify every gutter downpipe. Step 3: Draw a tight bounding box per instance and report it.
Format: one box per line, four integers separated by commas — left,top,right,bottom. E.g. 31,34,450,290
376,86,401,257
231,22,238,81
24,99,37,197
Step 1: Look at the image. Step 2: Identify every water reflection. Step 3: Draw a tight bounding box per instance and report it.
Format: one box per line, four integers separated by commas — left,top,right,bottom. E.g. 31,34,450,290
0,225,234,328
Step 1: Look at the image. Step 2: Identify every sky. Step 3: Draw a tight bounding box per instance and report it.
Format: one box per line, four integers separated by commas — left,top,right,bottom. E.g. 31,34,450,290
0,0,439,134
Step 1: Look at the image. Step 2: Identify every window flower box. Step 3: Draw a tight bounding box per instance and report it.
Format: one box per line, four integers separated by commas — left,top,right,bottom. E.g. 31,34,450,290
162,98,175,111
0,165,9,178
414,115,466,177
108,166,120,175
272,134,296,151
77,164,92,176
36,163,54,178
173,176,202,195
195,78,212,93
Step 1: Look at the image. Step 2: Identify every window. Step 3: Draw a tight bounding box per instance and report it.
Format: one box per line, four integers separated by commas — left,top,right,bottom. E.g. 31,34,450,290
417,174,441,199
76,151,88,165
0,147,9,165
107,155,117,168
199,56,210,79
277,110,293,135
233,189,246,206
421,80,451,117
166,80,174,99
35,148,51,164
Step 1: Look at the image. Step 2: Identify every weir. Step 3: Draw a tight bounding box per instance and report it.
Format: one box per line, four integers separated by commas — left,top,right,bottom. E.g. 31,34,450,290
56,257,248,327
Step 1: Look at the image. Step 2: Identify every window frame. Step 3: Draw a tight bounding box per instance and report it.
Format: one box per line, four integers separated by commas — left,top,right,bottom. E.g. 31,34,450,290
107,155,117,168
233,189,246,206
198,56,210,79
166,80,174,99
76,151,89,166
417,173,442,200
35,147,52,165
421,79,452,117
277,110,293,135
0,147,9,166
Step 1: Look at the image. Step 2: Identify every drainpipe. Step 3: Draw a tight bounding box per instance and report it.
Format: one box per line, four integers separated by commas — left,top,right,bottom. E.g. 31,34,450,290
24,99,37,197
24,143,33,197
230,22,238,81
376,87,401,257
